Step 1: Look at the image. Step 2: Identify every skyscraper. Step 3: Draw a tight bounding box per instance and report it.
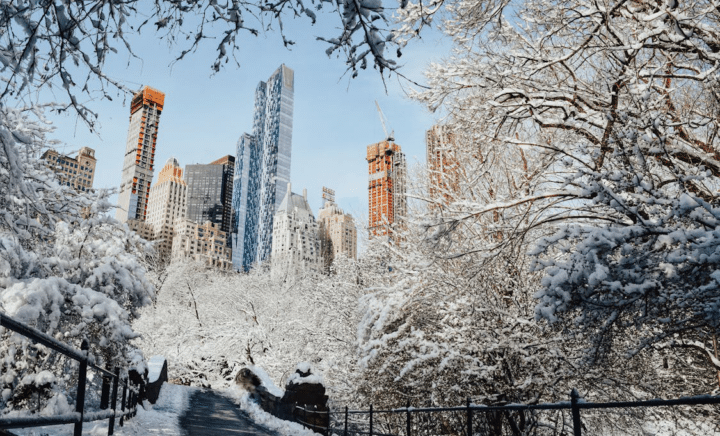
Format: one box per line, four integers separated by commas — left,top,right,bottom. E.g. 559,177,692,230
146,157,187,262
231,64,294,271
117,86,165,223
185,155,235,235
367,140,407,237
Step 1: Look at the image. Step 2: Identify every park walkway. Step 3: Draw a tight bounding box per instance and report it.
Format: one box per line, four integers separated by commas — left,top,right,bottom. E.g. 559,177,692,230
179,389,278,436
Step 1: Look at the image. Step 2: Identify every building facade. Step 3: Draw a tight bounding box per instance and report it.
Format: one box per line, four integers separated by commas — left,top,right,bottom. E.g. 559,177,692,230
126,219,154,241
171,220,232,269
271,185,321,274
117,86,165,223
231,64,294,271
185,155,235,237
367,140,407,237
317,189,357,271
146,158,188,262
41,147,97,192
426,125,460,206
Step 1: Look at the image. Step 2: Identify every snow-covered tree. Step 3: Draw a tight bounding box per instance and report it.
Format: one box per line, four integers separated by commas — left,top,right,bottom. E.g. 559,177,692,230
0,106,154,414
133,259,364,402
410,0,720,381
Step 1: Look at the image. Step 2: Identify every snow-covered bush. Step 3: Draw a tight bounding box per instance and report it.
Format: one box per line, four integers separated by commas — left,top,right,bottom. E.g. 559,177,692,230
0,107,154,414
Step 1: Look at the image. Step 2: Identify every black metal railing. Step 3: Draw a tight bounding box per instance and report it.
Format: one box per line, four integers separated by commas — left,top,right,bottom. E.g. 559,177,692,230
295,404,331,435
0,312,141,435
322,389,720,436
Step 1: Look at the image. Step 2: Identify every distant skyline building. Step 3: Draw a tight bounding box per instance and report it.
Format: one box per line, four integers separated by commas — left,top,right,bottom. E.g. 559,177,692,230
185,155,235,236
146,157,187,262
426,125,460,206
116,86,165,223
171,219,232,269
271,184,321,274
367,140,407,237
41,147,97,192
232,64,295,271
318,187,357,271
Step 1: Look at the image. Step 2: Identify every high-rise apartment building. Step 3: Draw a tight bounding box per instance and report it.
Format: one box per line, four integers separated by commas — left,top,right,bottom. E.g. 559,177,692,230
270,185,321,274
185,155,235,236
367,140,407,237
426,125,460,205
117,86,165,223
231,64,294,271
42,147,97,192
146,158,188,262
317,187,357,270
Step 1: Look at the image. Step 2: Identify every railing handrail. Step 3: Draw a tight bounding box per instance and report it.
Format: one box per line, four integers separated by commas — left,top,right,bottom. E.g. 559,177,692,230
327,392,720,436
334,394,720,415
0,312,115,378
0,311,140,435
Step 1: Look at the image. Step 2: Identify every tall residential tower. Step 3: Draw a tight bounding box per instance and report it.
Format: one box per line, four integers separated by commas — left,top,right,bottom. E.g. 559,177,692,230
146,158,187,262
231,64,294,271
117,86,165,223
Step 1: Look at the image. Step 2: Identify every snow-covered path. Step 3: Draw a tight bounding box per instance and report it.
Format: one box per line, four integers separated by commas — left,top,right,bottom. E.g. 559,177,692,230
179,389,278,436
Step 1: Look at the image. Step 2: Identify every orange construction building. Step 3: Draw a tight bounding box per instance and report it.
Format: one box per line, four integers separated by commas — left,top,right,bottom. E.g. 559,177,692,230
426,125,461,207
117,86,165,223
367,140,407,237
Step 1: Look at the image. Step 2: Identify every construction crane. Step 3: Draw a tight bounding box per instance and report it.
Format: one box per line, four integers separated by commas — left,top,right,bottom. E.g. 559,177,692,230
375,100,395,142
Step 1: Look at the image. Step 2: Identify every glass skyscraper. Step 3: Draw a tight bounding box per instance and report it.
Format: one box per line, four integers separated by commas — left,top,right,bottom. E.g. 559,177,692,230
185,155,235,235
231,64,294,271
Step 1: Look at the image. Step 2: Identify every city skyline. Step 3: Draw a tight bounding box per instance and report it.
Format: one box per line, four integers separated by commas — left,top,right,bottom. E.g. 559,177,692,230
43,19,449,227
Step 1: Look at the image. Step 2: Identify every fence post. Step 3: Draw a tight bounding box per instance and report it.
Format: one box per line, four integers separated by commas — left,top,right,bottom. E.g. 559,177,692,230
467,397,473,436
571,389,582,436
100,371,111,410
119,378,128,427
369,404,373,436
344,406,349,436
108,368,120,436
406,401,411,436
73,340,89,436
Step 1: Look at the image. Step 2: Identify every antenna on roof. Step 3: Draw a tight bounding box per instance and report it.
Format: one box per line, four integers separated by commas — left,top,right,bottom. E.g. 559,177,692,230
375,101,395,142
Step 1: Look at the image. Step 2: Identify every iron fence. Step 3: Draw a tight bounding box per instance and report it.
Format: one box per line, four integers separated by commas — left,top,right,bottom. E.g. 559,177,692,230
0,312,141,436
314,390,720,436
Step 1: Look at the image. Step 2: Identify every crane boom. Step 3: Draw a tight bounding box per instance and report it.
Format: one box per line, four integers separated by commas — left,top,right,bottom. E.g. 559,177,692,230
375,100,395,142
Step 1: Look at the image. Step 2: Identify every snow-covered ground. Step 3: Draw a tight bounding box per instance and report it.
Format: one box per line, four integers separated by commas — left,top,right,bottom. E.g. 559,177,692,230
11,382,322,436
12,383,192,436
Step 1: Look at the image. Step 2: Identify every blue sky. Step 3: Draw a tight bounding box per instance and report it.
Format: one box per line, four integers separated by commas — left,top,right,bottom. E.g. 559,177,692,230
44,10,451,222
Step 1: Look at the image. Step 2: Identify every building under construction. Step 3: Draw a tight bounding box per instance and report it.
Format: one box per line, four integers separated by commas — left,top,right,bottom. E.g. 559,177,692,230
426,125,461,207
117,86,165,223
367,140,407,237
